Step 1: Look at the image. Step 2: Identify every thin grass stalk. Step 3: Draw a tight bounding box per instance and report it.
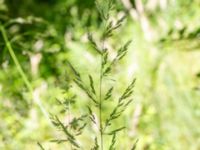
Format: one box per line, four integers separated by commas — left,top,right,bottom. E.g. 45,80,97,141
0,24,51,125
99,18,107,150
99,53,103,150
0,25,33,93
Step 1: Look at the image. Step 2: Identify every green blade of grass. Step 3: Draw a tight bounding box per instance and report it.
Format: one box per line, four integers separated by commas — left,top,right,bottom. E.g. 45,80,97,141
0,24,51,125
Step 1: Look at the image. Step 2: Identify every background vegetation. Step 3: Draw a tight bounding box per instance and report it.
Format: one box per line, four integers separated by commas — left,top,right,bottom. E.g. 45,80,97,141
0,0,200,149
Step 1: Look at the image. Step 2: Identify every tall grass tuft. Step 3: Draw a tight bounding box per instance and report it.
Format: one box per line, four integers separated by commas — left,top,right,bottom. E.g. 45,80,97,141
41,0,137,149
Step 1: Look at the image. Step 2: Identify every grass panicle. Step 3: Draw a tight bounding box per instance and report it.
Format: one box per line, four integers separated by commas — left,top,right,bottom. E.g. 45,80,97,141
42,0,137,149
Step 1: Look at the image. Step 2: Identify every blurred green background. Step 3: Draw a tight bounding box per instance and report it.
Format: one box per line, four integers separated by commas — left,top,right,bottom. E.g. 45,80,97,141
0,0,200,149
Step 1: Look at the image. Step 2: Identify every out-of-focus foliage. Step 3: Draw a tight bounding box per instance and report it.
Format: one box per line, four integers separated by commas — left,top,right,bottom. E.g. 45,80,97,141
0,0,200,149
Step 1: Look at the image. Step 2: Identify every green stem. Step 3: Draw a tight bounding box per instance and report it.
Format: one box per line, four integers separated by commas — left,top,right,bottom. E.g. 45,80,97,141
0,26,33,93
99,54,103,150
0,25,50,123
99,20,107,149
